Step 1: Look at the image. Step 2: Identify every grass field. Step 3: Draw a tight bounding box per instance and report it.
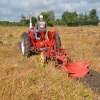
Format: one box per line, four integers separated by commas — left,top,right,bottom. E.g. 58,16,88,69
0,26,100,100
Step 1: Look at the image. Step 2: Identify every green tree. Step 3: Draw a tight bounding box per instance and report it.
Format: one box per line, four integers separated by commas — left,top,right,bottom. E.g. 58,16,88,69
62,11,79,26
89,9,99,25
62,11,68,25
83,13,89,25
31,16,37,26
78,13,84,26
21,14,26,26
24,16,37,26
47,10,55,26
47,10,55,21
56,19,65,25
20,15,37,26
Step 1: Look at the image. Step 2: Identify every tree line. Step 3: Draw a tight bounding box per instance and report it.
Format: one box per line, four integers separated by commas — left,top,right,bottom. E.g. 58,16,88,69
0,9,99,26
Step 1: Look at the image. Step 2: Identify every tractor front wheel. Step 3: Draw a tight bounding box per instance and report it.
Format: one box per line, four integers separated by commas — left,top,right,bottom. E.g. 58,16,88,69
40,51,47,64
21,32,30,57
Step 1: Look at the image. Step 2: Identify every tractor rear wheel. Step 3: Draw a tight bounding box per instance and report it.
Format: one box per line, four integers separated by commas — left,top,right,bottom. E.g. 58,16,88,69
53,32,61,51
21,32,30,57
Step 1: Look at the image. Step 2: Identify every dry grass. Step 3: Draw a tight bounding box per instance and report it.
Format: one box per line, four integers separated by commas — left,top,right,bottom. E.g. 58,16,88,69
0,26,100,100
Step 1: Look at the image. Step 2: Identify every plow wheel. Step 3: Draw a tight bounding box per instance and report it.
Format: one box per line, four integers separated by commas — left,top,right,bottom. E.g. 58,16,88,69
40,51,47,66
21,32,30,57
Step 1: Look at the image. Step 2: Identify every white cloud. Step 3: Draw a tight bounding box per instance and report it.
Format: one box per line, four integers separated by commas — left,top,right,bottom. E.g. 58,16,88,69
97,7,100,11
0,0,100,22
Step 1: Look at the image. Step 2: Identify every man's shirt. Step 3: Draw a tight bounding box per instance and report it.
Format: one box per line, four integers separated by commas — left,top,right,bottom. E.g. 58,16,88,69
35,20,47,32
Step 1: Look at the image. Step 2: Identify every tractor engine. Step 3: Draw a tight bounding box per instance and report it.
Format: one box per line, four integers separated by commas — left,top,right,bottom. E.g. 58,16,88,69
36,41,45,48
35,40,48,52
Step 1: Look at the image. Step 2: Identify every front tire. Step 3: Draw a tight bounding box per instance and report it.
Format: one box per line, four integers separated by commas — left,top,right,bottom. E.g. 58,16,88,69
40,51,47,64
21,32,30,57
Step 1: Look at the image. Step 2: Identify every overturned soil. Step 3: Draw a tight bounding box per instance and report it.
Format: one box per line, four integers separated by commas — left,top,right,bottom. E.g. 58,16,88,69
79,69,100,93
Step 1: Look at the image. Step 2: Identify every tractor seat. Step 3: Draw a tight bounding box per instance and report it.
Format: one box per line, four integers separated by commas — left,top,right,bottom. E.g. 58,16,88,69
37,31,46,40
37,31,46,35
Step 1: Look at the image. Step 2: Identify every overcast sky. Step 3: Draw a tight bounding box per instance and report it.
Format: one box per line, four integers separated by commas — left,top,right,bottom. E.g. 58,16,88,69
0,0,100,22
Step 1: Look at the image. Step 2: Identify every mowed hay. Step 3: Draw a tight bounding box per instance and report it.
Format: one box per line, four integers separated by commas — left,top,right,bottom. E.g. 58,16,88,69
0,26,100,100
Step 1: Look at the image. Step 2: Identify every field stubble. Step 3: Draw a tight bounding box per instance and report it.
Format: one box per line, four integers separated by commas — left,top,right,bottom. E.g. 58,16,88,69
0,26,100,100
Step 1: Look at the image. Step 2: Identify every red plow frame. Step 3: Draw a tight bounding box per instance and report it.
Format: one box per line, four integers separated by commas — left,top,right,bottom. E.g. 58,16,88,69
44,30,89,78
45,46,89,78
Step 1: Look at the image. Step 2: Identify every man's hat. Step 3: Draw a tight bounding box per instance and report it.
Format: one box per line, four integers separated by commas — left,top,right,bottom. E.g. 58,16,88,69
40,15,43,18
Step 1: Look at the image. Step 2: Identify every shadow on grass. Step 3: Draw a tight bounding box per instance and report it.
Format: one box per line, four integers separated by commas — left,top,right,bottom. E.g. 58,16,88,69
78,69,100,93
30,51,37,56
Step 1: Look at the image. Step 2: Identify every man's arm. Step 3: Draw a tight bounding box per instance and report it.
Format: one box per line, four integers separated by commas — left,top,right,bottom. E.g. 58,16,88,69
35,21,38,29
45,21,47,28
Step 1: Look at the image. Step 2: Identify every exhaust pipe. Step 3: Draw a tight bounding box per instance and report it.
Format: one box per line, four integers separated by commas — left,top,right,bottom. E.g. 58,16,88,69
29,17,32,29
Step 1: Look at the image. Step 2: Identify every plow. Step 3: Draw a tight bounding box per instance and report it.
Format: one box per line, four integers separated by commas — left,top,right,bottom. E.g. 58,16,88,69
19,20,89,79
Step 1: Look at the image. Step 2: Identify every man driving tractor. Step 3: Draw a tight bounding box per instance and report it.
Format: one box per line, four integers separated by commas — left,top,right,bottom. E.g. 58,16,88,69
34,15,47,40
20,14,89,78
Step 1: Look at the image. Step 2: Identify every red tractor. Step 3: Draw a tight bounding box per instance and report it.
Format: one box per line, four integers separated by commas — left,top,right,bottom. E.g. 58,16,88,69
20,25,89,78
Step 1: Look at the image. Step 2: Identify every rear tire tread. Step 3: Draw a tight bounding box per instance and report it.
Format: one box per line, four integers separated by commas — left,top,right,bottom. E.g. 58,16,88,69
21,32,30,57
